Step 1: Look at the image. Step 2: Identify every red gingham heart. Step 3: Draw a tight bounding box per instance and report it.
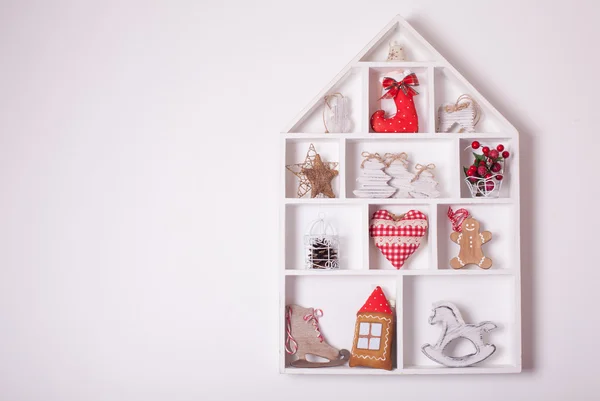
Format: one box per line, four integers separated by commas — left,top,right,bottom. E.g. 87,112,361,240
369,209,428,269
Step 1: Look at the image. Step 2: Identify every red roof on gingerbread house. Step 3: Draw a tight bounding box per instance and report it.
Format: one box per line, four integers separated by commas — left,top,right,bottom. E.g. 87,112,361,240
358,286,392,315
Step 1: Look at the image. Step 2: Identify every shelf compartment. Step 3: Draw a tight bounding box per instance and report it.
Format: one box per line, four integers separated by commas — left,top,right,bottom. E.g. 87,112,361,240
346,138,458,199
359,22,437,62
284,204,364,271
287,67,363,134
368,67,431,133
434,67,513,134
284,276,399,371
367,203,432,271
403,275,518,369
458,138,515,199
284,138,341,199
437,203,517,271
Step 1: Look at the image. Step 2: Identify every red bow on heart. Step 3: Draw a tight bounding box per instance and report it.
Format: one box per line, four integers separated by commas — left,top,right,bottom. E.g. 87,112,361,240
379,73,420,99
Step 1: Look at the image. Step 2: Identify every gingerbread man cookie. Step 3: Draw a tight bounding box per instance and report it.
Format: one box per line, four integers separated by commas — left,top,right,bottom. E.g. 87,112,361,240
450,218,492,269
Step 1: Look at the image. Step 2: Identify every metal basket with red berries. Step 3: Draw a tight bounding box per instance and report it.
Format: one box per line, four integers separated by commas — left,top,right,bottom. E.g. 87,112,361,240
464,141,510,198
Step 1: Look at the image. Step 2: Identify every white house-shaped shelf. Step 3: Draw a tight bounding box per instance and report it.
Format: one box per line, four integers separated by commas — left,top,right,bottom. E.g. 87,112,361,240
280,16,521,376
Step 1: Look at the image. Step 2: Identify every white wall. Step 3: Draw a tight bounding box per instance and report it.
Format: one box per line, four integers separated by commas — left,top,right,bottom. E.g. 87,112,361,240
0,1,598,400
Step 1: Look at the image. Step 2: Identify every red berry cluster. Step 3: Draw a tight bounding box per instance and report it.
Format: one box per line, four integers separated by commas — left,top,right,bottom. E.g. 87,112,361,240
465,141,509,186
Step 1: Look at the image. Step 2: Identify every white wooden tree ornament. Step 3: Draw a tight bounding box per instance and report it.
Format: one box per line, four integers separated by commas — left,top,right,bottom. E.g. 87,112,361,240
421,302,497,368
437,94,481,133
353,152,396,198
409,163,441,198
384,153,414,198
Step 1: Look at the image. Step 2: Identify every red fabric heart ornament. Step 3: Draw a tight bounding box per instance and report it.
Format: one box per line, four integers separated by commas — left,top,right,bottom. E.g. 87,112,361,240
369,209,428,269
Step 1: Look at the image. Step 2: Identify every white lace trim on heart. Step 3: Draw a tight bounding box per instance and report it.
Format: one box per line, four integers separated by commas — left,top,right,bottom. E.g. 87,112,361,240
370,219,428,229
374,236,424,246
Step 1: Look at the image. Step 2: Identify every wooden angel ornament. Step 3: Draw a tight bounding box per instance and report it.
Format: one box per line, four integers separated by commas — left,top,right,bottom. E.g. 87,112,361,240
450,217,492,269
386,41,405,61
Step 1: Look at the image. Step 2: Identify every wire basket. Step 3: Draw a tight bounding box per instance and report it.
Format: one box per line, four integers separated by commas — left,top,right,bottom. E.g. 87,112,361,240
304,214,339,270
464,176,503,198
463,143,509,198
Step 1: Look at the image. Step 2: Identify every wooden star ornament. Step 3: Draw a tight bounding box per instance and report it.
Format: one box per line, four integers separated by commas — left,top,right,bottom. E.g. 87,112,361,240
286,143,338,198
302,154,339,198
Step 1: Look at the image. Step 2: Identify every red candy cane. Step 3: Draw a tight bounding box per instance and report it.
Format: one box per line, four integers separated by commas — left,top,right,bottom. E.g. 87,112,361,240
448,207,470,232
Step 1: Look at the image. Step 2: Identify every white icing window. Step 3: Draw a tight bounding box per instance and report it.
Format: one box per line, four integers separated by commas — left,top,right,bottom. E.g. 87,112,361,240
370,323,382,336
357,337,369,349
356,322,384,351
369,338,381,350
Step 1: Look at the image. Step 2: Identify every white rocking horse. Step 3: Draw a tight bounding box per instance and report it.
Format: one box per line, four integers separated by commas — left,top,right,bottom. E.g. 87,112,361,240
421,302,497,367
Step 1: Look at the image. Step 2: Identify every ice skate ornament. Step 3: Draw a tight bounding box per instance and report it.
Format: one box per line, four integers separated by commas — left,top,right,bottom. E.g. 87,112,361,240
409,163,441,198
322,93,351,133
285,305,350,368
450,217,492,269
437,94,481,133
353,152,396,198
384,153,414,198
386,41,405,61
370,72,419,133
421,302,497,367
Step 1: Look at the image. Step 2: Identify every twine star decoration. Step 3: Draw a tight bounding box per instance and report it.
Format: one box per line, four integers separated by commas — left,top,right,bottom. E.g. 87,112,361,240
286,143,338,198
302,153,338,198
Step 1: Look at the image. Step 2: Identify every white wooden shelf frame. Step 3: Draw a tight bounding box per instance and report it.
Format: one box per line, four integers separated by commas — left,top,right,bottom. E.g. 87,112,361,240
279,15,521,375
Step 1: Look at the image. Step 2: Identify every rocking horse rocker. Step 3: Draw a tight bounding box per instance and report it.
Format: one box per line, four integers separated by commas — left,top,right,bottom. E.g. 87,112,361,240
370,72,420,133
421,302,497,368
